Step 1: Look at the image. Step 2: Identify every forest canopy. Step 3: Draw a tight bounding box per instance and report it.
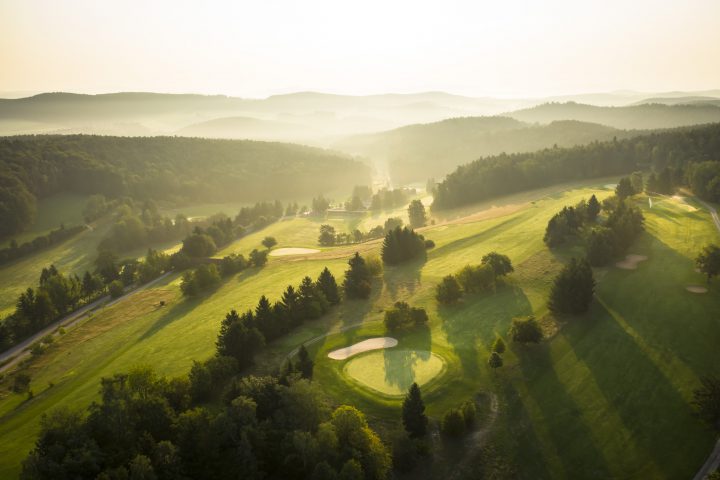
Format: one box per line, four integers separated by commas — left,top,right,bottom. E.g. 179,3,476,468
0,135,370,236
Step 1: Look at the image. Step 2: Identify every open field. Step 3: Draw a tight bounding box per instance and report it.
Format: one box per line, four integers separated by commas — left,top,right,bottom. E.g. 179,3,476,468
0,178,718,479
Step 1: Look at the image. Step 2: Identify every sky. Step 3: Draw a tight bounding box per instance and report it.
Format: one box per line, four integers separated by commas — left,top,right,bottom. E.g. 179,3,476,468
1,0,719,98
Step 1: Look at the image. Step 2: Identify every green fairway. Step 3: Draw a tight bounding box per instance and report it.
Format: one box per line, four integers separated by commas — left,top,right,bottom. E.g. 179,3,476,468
343,349,446,396
0,178,718,479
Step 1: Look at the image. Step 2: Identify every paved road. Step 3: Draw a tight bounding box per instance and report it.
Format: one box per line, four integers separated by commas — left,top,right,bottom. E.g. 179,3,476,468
0,271,173,373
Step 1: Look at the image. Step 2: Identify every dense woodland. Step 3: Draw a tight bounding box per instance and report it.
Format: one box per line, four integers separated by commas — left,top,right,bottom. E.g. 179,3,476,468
433,123,720,209
0,135,369,236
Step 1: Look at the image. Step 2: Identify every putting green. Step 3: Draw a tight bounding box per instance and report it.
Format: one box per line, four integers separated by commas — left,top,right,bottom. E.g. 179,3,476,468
343,349,446,396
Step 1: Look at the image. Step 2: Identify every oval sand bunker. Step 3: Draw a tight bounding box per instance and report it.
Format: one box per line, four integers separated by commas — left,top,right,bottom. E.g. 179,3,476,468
616,254,648,270
686,285,708,294
328,337,398,360
344,350,446,396
269,247,320,257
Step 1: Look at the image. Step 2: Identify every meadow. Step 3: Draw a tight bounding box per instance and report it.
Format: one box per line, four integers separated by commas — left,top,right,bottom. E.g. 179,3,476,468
0,179,717,479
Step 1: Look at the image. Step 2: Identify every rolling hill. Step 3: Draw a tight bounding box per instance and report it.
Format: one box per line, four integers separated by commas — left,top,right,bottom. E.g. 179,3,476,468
506,102,720,129
335,116,624,183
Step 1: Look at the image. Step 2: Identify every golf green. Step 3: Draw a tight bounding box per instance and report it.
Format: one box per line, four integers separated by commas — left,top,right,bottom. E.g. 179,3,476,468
343,349,446,396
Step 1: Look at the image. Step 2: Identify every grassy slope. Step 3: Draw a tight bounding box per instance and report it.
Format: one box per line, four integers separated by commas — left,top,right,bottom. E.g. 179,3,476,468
0,181,717,479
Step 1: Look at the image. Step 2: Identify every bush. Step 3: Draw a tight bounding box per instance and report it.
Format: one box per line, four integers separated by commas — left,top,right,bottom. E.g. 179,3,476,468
441,408,465,437
548,257,595,315
384,302,428,332
249,249,269,267
424,239,435,249
457,264,495,293
488,351,503,369
436,275,462,304
508,316,543,344
491,337,505,354
365,254,383,276
30,343,46,356
108,280,124,298
262,236,277,249
461,400,477,427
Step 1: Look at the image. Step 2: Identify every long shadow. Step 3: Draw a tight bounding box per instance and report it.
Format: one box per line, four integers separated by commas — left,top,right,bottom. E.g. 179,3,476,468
438,285,532,377
137,297,199,342
383,257,424,300
566,292,715,476
430,214,530,259
383,324,432,391
515,341,614,479
338,274,384,330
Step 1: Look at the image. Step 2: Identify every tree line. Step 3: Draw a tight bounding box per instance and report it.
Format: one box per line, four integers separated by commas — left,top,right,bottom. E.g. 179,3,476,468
0,249,171,353
432,123,720,210
0,224,86,266
435,252,514,304
0,134,369,237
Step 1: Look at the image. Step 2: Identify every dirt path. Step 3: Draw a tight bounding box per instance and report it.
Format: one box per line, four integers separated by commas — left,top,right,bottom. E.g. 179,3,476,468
444,393,499,480
0,271,174,373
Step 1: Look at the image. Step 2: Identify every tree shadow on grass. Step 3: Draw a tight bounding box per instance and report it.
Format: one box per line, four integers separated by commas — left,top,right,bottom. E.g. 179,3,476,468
382,257,424,300
439,286,532,378
383,324,432,392
138,297,199,342
563,299,713,477
429,214,528,260
514,341,614,479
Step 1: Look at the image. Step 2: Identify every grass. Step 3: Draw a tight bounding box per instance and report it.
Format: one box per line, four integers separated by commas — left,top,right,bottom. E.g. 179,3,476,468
343,349,446,396
3,193,89,248
0,178,717,479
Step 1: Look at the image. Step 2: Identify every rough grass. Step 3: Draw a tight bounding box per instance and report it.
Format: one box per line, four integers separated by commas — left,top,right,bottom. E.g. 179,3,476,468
0,179,717,479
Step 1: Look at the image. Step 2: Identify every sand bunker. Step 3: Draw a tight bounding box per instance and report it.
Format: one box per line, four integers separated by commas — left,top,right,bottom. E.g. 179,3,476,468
615,254,648,270
604,183,617,189
686,285,708,294
328,337,398,360
269,247,320,257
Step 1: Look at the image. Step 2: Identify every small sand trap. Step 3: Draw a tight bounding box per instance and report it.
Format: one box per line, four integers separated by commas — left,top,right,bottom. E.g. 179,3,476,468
615,254,648,270
604,183,618,189
686,285,708,294
328,337,398,360
269,247,320,257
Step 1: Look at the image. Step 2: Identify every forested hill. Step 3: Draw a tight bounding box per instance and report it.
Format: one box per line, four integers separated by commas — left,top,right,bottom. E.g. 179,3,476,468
507,102,720,130
335,117,624,183
0,135,369,236
433,123,720,209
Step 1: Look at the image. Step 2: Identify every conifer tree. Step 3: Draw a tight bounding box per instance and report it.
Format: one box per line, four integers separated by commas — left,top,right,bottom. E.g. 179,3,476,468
549,257,595,314
317,267,340,304
342,253,372,299
402,383,428,438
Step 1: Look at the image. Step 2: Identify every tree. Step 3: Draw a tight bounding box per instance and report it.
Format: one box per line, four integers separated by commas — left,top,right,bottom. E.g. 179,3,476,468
509,316,543,344
488,352,503,369
549,257,595,314
481,252,514,277
342,253,372,299
316,267,340,305
296,345,314,379
402,383,428,438
383,217,403,232
436,275,462,304
381,226,426,265
261,236,277,249
630,171,644,193
586,227,617,266
646,172,659,193
586,194,601,222
216,310,264,369
491,337,506,354
615,177,635,200
441,408,465,437
456,264,495,293
318,225,336,246
249,249,268,267
384,302,428,331
339,459,363,480
407,200,427,228
181,233,217,257
108,280,124,298
692,375,720,432
696,244,720,283
312,195,330,215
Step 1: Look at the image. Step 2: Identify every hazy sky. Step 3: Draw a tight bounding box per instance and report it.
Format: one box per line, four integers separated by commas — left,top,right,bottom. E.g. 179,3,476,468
1,0,719,98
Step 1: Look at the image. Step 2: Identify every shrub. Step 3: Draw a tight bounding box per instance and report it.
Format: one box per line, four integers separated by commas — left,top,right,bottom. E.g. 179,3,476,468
548,257,595,314
384,302,428,332
461,400,477,427
491,337,506,354
508,316,543,344
436,275,462,304
441,408,465,437
13,373,31,393
424,239,435,249
457,264,495,293
488,352,503,369
261,236,277,249
108,280,125,298
365,254,383,276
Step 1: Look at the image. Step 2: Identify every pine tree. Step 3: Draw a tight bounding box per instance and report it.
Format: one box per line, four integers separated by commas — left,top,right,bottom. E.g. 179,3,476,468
402,383,428,438
586,194,601,222
491,337,506,354
615,177,635,200
317,267,340,304
342,253,372,299
549,257,595,314
296,344,314,379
